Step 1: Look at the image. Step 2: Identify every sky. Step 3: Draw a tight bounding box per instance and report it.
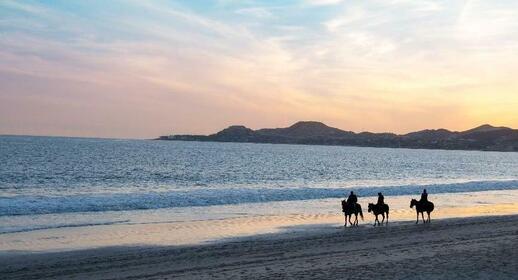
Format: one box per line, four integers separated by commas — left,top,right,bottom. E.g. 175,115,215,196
1,0,518,138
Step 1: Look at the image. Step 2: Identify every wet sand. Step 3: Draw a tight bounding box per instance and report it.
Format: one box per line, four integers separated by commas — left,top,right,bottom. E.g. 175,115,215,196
2,190,518,253
2,214,518,279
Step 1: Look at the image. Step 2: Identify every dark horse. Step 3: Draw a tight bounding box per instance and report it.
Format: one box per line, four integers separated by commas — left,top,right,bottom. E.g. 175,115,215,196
410,199,434,224
341,200,363,227
367,203,389,226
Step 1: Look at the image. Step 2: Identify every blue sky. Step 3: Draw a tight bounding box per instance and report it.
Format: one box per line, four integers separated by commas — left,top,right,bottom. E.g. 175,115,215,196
1,0,517,138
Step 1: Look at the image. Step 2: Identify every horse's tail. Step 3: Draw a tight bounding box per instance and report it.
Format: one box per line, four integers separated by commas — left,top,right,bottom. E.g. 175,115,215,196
359,205,364,221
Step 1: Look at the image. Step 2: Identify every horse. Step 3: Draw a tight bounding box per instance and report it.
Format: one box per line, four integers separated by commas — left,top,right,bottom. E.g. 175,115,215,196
341,200,364,227
367,203,389,226
410,199,434,224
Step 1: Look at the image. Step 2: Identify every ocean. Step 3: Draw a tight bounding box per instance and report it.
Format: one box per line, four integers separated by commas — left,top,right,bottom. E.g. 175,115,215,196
1,135,518,251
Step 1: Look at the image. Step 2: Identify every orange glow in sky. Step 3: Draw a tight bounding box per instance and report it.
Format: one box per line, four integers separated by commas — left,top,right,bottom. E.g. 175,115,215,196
1,1,517,138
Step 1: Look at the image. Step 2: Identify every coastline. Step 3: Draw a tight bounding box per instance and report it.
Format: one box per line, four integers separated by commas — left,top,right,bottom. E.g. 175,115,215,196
157,121,518,153
2,214,518,279
2,190,518,253
157,138,518,153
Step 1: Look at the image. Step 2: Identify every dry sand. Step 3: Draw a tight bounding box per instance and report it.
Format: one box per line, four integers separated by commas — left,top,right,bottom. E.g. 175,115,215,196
2,214,517,280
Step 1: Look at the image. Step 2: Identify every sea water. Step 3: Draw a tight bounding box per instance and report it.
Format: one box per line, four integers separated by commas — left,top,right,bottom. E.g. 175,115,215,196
1,135,518,251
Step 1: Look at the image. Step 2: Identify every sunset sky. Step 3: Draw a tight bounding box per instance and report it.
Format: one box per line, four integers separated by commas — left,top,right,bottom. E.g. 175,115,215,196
1,0,517,138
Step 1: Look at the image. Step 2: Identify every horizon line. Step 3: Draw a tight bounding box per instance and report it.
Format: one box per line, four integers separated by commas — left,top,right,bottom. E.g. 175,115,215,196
2,121,515,140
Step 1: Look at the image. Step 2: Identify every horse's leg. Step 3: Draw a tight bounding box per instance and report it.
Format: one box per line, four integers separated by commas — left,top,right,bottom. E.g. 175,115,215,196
427,211,431,223
421,212,425,224
344,214,347,227
416,211,419,224
373,214,377,226
381,213,385,225
349,215,353,226
385,210,389,225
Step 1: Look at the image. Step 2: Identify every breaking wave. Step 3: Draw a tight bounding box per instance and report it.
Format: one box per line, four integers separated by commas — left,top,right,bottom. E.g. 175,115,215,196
1,180,517,216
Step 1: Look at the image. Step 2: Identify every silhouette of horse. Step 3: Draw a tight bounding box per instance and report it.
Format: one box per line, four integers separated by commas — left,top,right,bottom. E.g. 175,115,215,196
341,200,363,227
410,199,434,224
368,203,389,226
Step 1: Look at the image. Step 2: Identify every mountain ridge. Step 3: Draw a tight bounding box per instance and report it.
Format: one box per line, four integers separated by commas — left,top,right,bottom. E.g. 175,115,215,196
158,122,518,152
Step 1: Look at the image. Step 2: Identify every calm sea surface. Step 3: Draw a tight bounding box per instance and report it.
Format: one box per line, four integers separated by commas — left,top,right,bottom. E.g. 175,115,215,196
1,135,518,219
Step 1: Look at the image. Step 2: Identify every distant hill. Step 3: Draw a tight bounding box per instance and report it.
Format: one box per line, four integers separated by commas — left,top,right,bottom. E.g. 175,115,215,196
158,122,518,152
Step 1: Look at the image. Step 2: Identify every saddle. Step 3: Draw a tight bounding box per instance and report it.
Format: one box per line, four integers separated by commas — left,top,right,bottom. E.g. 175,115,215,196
419,200,432,208
341,200,358,213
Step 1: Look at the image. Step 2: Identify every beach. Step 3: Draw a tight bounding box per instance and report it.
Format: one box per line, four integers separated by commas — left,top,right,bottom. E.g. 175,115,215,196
2,190,518,253
2,214,517,279
2,137,518,279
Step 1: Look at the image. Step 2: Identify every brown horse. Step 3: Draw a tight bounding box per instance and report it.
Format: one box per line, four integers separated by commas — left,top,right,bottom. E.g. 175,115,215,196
368,203,389,226
341,200,364,227
410,199,434,224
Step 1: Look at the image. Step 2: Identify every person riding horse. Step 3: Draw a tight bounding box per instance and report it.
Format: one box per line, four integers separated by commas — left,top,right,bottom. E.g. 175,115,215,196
410,189,434,224
368,192,389,226
342,191,363,227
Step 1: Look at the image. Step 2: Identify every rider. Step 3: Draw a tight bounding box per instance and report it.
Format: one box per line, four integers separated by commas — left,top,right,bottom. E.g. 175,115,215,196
377,192,384,206
347,191,358,210
347,191,357,204
420,189,428,203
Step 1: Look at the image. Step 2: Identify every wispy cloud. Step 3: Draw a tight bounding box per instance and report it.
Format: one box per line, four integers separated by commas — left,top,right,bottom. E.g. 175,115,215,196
305,0,345,6
235,7,274,18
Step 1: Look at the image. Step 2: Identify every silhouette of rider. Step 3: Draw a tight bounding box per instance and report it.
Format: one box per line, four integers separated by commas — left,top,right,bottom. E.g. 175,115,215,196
347,191,358,211
420,189,428,203
377,192,384,206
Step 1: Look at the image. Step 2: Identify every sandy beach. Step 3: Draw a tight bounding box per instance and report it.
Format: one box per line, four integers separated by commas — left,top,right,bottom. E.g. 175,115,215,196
2,214,517,279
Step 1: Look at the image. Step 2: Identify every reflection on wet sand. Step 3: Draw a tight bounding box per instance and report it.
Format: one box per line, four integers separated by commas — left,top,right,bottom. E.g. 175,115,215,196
1,190,518,253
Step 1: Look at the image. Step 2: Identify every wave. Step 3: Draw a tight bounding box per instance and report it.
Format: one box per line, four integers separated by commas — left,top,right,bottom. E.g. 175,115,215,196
1,180,517,216
0,220,130,234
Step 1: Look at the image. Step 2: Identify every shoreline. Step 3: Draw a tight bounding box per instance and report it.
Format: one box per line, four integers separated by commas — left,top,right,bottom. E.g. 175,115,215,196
2,214,517,279
2,190,518,254
156,138,518,153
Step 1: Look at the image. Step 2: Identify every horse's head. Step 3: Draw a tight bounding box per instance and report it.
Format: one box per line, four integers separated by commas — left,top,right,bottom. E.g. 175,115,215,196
368,203,373,212
410,199,417,208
